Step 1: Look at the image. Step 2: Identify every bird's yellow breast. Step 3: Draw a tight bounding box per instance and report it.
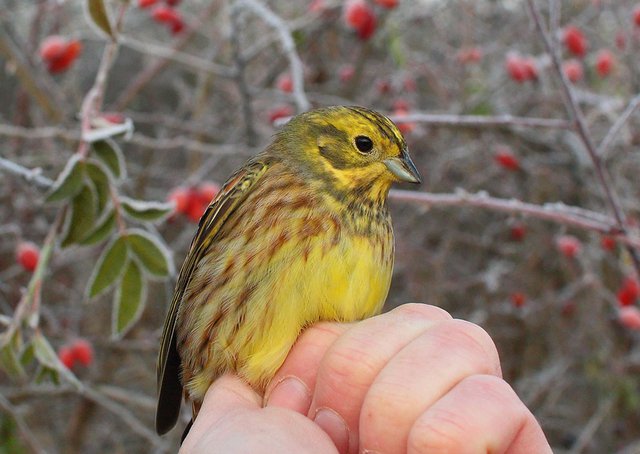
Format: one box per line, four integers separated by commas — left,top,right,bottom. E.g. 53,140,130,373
177,175,394,401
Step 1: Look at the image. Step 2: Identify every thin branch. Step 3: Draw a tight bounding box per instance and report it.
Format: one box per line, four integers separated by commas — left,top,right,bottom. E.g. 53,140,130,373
389,189,640,249
0,157,54,188
569,397,615,454
598,93,640,159
236,0,310,112
526,0,640,278
119,35,235,77
389,112,571,130
230,5,257,146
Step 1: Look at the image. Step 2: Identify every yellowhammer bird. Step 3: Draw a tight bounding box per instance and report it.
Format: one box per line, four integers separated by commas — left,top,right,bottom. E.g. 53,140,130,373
155,106,421,435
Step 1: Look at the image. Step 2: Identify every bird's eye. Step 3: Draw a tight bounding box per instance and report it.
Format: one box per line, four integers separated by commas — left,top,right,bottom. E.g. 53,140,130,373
354,135,373,153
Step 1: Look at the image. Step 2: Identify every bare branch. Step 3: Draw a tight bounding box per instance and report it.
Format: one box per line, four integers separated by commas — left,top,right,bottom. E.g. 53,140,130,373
389,112,571,130
235,0,310,112
598,93,640,159
389,189,640,249
0,157,54,188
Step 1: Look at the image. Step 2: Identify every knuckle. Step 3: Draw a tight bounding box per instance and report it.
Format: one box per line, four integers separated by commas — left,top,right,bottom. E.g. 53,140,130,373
320,336,378,391
391,302,453,322
408,408,466,453
440,320,501,375
460,375,527,417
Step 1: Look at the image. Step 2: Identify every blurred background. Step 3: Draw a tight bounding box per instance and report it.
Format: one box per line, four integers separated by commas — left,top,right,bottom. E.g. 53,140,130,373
1,0,640,452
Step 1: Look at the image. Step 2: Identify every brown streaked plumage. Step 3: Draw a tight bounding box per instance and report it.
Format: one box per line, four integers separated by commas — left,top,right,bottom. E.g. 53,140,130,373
156,106,421,435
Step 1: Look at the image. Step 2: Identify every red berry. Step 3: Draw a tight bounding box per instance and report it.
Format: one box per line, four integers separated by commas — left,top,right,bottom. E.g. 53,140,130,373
165,0,182,5
561,301,577,317
276,73,293,93
40,37,82,74
198,181,220,203
16,241,40,272
509,223,527,241
376,79,392,94
151,5,181,24
521,57,538,81
170,18,185,34
137,0,158,8
505,55,527,83
186,198,207,223
403,76,417,92
268,105,294,124
456,47,483,64
634,5,640,27
394,107,415,135
618,306,640,330
600,235,616,251
617,277,640,307
344,0,377,40
563,26,588,57
58,346,75,369
339,65,355,83
563,59,584,83
616,31,627,50
494,146,520,171
595,49,614,77
72,339,94,366
556,235,582,259
39,36,67,61
511,292,526,308
167,187,190,214
392,98,410,111
374,0,398,9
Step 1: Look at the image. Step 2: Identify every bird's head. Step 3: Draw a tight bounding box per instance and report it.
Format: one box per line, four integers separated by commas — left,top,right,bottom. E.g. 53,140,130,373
277,106,421,202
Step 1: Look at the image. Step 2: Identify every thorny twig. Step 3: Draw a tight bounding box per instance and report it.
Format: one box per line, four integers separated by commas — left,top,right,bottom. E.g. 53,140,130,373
0,157,53,188
526,0,640,278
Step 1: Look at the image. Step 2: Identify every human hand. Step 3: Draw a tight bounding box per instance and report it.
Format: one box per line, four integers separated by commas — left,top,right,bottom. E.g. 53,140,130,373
181,304,552,454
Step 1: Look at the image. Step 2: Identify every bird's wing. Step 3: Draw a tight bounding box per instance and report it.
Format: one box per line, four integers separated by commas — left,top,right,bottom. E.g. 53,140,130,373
155,158,270,435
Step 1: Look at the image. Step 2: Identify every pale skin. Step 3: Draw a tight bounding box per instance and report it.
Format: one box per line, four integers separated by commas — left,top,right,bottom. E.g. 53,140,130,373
180,304,552,454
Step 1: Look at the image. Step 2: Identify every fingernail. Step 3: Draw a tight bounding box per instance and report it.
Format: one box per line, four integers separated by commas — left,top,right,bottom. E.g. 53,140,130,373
314,407,349,453
265,376,311,414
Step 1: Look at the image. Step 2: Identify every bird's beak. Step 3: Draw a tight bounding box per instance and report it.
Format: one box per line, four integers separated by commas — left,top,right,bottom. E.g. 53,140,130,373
384,149,422,184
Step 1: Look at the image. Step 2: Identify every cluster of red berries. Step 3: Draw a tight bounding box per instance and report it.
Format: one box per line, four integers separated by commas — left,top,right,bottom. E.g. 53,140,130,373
138,0,185,35
561,26,615,82
167,182,220,223
39,36,82,74
505,54,538,83
343,0,398,41
58,339,94,370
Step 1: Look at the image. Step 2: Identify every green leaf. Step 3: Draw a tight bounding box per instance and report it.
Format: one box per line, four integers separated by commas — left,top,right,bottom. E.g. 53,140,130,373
61,184,97,247
81,210,116,246
126,229,173,277
0,344,26,380
87,235,129,298
120,197,173,223
86,160,111,216
85,0,113,39
113,260,146,337
32,331,81,388
20,342,35,366
45,155,85,203
92,140,125,181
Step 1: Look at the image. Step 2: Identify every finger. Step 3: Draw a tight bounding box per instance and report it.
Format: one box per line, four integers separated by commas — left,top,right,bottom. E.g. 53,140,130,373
308,303,453,454
407,375,552,454
359,319,502,453
265,322,346,413
182,374,261,451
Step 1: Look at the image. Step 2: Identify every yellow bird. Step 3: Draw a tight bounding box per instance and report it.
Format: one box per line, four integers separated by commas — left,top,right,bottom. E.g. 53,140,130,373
156,106,421,435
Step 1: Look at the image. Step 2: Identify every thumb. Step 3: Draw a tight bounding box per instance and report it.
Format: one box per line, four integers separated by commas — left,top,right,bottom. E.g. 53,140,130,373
182,374,261,448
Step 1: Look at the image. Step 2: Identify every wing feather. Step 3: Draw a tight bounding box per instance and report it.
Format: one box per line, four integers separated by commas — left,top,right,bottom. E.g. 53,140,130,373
155,158,269,435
